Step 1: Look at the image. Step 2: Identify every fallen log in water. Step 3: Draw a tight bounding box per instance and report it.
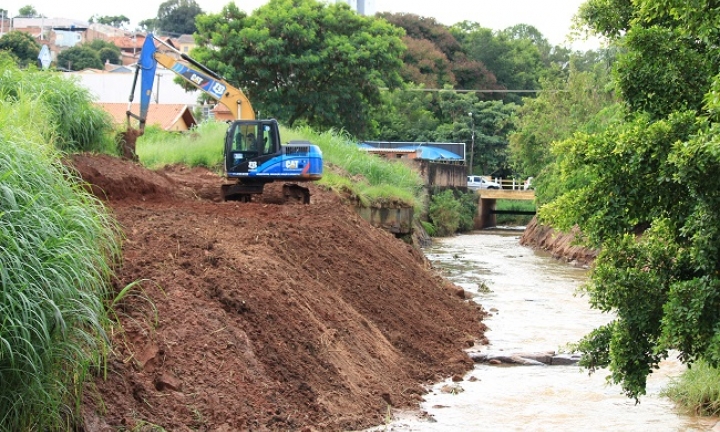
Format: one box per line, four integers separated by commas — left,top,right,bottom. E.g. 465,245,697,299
469,351,582,366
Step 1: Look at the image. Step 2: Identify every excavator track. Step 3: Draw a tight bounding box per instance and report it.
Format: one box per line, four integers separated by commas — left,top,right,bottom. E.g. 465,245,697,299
282,183,310,204
220,182,310,204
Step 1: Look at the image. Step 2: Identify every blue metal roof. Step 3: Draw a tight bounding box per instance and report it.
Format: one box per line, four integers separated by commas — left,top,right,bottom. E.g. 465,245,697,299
358,142,464,161
394,145,463,160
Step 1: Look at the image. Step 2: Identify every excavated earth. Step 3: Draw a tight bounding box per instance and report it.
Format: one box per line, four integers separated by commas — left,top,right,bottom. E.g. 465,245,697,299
69,153,487,432
520,217,597,268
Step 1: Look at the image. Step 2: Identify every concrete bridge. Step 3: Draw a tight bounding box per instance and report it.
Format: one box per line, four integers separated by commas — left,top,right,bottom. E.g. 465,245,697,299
474,189,536,229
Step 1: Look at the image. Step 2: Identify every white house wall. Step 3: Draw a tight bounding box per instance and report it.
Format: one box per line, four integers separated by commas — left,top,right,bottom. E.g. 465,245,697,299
66,69,201,105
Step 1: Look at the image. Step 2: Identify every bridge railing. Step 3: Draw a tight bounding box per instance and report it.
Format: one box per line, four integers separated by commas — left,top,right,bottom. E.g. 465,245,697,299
492,177,533,190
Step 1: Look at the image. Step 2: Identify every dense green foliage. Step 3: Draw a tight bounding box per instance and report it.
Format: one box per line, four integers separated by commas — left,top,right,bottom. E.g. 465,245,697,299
0,63,116,152
0,69,120,430
56,40,122,69
375,88,516,176
533,0,720,400
17,5,37,17
56,46,103,71
426,189,477,236
86,39,122,65
0,30,40,67
157,0,203,35
508,62,622,204
428,190,463,236
193,0,405,137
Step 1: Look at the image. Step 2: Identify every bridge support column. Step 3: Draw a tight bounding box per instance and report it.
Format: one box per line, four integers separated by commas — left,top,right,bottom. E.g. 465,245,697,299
475,197,496,229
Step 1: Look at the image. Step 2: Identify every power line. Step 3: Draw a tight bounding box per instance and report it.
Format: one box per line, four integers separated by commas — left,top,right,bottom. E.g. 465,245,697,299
380,88,561,93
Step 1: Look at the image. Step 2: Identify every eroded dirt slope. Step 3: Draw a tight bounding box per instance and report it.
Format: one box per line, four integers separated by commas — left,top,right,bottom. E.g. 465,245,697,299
70,154,486,431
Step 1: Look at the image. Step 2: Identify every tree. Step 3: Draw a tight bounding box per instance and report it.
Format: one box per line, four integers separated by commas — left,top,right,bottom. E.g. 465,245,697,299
378,13,499,91
509,61,620,186
18,5,37,17
193,0,405,136
399,37,455,88
372,85,440,142
87,39,121,64
89,15,130,28
0,30,40,67
377,13,463,61
138,18,159,32
156,0,203,35
539,0,720,399
451,22,545,103
56,46,103,71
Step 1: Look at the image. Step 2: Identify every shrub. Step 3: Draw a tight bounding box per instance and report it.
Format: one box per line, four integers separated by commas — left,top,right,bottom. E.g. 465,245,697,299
428,189,462,236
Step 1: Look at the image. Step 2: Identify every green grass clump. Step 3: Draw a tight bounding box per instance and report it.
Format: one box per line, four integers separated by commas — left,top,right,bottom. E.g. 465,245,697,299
0,59,116,154
0,96,121,430
137,121,228,170
663,360,720,416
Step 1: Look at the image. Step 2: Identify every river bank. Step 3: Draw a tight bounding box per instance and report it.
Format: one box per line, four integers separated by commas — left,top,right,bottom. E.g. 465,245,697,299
519,216,597,267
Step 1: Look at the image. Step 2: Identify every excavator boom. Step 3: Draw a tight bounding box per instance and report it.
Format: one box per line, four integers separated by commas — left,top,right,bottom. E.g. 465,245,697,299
128,34,253,130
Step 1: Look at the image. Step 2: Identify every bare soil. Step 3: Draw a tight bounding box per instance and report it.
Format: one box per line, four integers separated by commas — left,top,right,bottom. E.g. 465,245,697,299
69,154,487,432
520,216,597,267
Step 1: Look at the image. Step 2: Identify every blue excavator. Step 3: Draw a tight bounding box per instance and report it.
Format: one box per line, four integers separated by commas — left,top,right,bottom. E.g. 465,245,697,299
125,33,323,203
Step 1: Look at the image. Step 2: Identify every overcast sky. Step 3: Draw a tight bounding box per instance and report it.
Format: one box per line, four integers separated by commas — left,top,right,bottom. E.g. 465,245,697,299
10,0,600,49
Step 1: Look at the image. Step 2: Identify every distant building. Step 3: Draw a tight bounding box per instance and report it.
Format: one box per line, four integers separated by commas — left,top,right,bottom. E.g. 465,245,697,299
66,68,201,105
335,0,375,15
174,34,196,54
98,102,198,132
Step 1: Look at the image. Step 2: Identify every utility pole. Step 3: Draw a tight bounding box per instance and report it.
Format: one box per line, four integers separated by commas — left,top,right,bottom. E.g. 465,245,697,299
468,112,475,175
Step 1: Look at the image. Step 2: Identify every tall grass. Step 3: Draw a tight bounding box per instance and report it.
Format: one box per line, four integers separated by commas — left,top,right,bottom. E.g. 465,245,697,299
0,96,121,430
286,126,424,208
0,59,116,154
662,360,720,416
137,121,228,169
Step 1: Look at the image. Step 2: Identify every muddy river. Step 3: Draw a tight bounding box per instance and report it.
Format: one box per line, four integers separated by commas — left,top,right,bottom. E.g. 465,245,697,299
369,229,719,431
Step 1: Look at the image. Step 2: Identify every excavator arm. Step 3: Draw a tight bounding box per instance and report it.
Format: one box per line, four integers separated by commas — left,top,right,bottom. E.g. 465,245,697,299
127,33,254,133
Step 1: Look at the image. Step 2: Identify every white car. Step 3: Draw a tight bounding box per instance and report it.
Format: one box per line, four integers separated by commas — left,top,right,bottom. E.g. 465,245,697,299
467,175,500,190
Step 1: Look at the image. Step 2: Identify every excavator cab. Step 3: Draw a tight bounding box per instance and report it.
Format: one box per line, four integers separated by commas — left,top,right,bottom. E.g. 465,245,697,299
226,120,280,171
221,119,323,202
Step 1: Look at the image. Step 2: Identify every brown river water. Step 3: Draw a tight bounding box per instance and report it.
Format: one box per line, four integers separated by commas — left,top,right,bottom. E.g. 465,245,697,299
366,229,719,431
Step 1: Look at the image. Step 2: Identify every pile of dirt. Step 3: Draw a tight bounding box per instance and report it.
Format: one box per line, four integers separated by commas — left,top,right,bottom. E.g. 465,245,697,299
69,154,487,431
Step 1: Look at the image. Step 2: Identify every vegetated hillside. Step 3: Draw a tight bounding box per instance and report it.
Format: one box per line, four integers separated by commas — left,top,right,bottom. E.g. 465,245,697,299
71,153,487,431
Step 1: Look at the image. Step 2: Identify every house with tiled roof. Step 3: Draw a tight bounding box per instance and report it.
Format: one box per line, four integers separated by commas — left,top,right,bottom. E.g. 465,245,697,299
109,34,145,65
98,103,198,132
174,34,196,54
